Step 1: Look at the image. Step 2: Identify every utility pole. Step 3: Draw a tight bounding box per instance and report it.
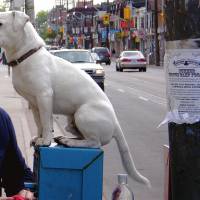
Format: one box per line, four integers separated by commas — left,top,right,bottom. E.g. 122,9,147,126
25,0,35,26
106,0,109,49
91,0,94,48
164,0,200,199
10,0,23,10
83,0,86,48
9,0,14,10
154,0,160,66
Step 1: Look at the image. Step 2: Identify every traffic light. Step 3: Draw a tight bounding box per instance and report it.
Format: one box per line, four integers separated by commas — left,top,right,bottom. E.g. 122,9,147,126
103,14,110,25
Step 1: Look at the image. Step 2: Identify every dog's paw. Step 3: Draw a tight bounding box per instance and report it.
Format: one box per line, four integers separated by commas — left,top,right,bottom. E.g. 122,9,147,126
30,136,39,147
31,137,51,147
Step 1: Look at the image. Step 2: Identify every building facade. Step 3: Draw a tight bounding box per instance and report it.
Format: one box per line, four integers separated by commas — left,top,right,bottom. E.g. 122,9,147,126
47,0,166,64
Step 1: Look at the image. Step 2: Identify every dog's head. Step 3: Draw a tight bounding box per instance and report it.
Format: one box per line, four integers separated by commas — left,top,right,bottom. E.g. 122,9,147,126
0,11,29,48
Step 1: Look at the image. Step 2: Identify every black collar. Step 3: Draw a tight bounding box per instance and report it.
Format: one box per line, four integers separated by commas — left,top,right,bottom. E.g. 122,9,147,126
7,46,42,67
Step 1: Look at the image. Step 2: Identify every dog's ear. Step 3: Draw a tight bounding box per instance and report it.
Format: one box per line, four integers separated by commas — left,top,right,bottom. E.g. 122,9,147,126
12,11,29,32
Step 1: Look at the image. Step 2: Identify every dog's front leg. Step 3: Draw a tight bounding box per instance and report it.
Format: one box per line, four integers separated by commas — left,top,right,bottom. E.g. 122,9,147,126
35,90,54,146
30,104,42,137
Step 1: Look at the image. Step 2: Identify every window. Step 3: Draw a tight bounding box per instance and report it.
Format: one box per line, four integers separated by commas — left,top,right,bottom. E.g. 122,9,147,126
54,51,94,63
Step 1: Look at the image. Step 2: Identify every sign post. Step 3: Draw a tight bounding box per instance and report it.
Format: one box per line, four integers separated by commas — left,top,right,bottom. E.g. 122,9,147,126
164,0,200,199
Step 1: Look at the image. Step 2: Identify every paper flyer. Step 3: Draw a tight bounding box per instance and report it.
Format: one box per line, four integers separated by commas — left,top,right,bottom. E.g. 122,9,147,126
164,49,200,124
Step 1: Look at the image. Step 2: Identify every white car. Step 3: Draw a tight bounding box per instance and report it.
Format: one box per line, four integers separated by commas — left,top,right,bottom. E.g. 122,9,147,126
50,49,105,90
116,50,147,72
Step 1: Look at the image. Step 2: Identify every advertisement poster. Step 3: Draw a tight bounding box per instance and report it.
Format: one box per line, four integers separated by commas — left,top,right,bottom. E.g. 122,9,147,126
165,49,200,124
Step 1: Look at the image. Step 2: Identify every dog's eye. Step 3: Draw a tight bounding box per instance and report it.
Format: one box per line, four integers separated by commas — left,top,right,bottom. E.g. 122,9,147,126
0,23,3,26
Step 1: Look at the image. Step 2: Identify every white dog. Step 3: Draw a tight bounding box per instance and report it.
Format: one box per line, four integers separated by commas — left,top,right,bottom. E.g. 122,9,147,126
0,11,150,186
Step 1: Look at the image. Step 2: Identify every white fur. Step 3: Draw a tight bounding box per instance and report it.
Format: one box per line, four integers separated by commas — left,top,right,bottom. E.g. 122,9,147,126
0,11,150,186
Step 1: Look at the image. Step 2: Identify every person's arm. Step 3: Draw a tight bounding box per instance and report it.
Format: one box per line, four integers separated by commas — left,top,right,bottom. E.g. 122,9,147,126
0,108,34,197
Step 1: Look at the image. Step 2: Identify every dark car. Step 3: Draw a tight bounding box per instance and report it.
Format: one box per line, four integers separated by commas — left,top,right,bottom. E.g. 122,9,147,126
91,47,111,65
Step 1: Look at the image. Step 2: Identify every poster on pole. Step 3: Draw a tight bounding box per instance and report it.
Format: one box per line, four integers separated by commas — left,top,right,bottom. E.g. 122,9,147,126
164,49,200,124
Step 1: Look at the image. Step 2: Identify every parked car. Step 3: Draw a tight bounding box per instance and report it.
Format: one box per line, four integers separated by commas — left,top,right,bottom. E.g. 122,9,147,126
116,50,147,72
50,49,105,90
45,45,60,51
91,47,111,65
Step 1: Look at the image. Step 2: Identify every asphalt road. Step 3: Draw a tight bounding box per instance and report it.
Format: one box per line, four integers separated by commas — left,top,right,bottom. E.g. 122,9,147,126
55,62,169,200
102,62,168,200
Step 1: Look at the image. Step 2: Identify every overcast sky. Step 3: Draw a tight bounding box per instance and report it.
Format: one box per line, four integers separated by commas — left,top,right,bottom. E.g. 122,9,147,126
34,0,107,14
34,0,56,14
0,0,107,14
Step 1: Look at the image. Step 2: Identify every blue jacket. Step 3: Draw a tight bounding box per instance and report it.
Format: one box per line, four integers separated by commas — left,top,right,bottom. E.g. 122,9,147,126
0,107,34,196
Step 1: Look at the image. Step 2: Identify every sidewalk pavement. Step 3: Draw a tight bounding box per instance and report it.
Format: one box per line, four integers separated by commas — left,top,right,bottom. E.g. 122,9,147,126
0,65,34,169
0,65,63,170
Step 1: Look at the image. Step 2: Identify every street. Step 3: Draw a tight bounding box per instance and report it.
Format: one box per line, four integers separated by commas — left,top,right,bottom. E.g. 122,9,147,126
54,61,169,200
103,62,168,199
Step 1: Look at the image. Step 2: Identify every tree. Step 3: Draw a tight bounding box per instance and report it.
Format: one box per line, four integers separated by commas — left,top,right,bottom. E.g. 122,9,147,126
35,11,48,40
36,11,48,28
0,5,6,12
36,11,56,42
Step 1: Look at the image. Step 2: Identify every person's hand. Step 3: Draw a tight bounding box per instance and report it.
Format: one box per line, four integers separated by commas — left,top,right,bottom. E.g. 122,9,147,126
17,189,35,200
0,189,35,200
0,190,36,200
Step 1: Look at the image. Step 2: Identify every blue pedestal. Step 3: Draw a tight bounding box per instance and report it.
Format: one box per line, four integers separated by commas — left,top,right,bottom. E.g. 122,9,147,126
34,146,104,200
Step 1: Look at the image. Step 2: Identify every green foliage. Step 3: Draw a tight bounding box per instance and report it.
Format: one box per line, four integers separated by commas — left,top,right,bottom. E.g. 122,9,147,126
36,10,56,41
46,29,57,39
0,5,6,12
36,10,48,28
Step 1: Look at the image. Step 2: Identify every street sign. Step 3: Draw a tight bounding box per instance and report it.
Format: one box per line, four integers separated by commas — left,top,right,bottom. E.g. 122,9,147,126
124,7,131,20
59,26,64,33
130,19,135,28
120,20,128,29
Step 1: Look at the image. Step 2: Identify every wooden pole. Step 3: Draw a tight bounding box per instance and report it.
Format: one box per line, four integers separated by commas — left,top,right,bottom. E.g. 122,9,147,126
164,0,200,199
25,0,35,26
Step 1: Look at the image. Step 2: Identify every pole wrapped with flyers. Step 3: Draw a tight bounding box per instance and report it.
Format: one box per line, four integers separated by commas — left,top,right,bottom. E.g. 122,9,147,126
163,0,200,199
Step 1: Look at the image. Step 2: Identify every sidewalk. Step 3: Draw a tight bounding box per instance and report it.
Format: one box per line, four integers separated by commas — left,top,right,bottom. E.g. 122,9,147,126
0,66,34,168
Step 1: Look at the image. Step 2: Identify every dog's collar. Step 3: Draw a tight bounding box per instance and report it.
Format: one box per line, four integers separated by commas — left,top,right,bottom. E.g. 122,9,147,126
7,46,42,67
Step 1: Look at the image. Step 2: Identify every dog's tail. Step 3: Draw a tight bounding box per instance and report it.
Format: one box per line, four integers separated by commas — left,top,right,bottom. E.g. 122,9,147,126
113,122,151,187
